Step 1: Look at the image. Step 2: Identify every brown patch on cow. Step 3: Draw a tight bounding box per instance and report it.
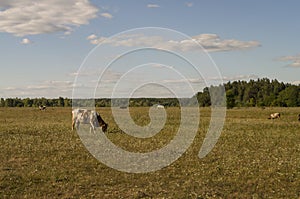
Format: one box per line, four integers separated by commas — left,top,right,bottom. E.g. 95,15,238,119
96,113,108,132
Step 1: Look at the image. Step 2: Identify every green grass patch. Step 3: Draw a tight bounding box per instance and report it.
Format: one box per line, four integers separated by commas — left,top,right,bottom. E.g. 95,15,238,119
0,107,299,198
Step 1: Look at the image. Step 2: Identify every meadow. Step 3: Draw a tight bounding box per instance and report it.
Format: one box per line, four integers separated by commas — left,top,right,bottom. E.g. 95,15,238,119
0,107,299,198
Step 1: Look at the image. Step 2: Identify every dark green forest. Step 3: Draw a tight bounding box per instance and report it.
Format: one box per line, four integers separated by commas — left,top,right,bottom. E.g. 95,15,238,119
1,78,299,108
223,78,300,108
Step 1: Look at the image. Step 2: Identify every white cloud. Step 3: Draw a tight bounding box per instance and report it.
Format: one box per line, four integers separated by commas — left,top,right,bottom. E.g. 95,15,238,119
221,74,259,81
88,34,107,45
147,4,160,8
88,33,260,52
163,75,259,85
69,71,94,77
88,34,163,46
277,54,300,68
2,80,74,98
290,62,300,67
185,2,193,7
291,80,300,85
20,38,32,44
163,78,204,84
185,34,260,52
100,12,113,19
0,0,98,36
90,38,103,45
151,63,174,69
27,81,73,90
1,73,261,98
87,34,97,40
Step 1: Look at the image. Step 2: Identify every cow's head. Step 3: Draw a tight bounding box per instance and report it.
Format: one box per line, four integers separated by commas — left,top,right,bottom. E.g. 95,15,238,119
101,123,108,133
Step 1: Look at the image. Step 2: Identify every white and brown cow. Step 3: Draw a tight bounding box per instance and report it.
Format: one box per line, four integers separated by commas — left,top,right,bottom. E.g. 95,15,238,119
39,105,46,111
268,112,281,119
72,108,108,133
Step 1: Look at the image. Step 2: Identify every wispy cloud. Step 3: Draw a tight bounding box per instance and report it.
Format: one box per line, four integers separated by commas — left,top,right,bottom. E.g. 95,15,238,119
2,81,74,98
0,0,98,36
20,38,32,45
1,73,261,98
163,74,259,84
147,4,160,8
190,34,260,52
87,33,163,46
100,12,113,19
151,63,174,69
87,34,98,40
87,33,260,52
277,54,300,68
221,74,259,81
185,2,193,7
291,80,300,85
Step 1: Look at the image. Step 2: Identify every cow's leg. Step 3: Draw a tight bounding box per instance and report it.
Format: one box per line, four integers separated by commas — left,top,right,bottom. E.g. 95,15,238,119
90,121,96,133
75,120,80,130
89,125,96,134
72,118,76,130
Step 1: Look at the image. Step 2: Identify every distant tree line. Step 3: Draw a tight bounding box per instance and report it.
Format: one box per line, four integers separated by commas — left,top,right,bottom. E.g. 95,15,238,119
1,78,299,108
0,97,181,108
70,98,182,108
195,78,300,108
0,97,71,107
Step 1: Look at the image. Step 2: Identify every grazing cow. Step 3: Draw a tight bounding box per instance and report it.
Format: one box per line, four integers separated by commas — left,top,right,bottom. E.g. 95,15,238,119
156,104,164,109
72,108,108,133
268,112,280,119
39,105,46,111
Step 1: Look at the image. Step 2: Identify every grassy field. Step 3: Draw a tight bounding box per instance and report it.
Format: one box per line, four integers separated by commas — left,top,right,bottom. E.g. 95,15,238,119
0,107,299,198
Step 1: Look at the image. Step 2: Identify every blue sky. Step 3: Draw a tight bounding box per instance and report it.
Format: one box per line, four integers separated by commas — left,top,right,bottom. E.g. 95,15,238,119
0,0,299,98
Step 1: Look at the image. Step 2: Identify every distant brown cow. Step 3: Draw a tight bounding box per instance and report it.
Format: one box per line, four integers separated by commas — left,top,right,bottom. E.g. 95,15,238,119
298,114,300,121
268,112,280,119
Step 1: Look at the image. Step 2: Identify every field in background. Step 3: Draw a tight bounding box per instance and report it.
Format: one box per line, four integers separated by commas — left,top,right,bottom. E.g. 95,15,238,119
0,107,299,198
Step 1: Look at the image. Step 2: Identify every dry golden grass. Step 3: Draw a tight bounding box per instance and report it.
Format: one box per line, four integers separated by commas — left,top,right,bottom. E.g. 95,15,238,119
0,107,299,198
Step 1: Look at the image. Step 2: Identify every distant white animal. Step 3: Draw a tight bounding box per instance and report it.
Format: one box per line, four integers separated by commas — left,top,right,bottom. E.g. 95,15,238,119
39,105,46,111
156,104,164,109
268,112,280,119
72,108,108,133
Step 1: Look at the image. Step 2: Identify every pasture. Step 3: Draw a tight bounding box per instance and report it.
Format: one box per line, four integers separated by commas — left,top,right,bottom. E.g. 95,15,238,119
0,107,299,198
